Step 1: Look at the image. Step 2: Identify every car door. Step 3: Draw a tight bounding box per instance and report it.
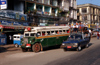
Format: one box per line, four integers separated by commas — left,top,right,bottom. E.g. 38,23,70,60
81,35,86,47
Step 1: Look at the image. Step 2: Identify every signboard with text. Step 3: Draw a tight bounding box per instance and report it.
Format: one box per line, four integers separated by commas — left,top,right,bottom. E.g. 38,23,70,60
0,0,7,9
0,10,27,21
0,20,29,26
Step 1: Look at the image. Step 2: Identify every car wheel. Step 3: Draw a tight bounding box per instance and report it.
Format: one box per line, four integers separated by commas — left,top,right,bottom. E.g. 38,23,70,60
63,48,67,51
32,43,41,52
85,44,89,48
77,46,81,51
15,44,18,48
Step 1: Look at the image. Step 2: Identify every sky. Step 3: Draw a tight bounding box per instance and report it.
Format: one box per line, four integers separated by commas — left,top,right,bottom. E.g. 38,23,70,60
77,0,100,6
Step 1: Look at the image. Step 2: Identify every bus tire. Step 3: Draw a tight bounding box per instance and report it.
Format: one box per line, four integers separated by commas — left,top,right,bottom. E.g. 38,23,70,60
22,48,27,52
32,43,41,52
15,44,18,48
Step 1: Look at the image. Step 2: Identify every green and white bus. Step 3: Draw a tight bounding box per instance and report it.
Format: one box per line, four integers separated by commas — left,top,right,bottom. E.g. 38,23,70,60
21,26,70,52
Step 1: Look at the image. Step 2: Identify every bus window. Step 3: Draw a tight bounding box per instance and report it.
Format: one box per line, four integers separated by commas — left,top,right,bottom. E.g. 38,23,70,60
25,33,29,36
59,30,62,34
51,31,55,35
47,31,50,35
42,31,45,36
67,30,69,33
45,31,48,36
62,30,65,33
30,33,35,36
14,36,16,38
17,36,20,38
55,31,58,34
37,32,41,36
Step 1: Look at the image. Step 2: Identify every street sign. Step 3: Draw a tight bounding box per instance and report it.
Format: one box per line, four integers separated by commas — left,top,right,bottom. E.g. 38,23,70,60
0,0,7,9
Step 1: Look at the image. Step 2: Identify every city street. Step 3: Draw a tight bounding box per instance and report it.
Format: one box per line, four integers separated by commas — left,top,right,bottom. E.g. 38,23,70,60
0,37,100,65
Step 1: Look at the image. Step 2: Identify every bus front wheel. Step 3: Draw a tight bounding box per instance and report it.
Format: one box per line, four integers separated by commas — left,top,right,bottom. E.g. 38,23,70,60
32,43,41,52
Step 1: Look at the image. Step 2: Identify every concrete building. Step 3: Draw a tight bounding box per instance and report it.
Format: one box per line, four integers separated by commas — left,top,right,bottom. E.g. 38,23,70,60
24,0,77,26
77,4,100,25
0,0,29,44
1,0,77,26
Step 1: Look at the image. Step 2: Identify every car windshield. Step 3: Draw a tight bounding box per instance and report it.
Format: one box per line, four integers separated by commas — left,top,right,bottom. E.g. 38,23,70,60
68,35,82,40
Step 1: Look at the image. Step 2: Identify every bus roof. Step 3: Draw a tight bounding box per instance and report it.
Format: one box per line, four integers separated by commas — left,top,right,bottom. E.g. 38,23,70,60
32,26,69,30
24,26,70,33
13,34,23,36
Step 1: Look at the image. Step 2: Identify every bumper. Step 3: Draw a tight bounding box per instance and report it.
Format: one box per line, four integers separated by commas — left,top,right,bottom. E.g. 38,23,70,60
61,45,78,49
21,44,31,49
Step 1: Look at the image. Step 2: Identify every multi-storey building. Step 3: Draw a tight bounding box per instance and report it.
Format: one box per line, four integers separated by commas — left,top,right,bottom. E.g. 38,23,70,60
1,0,77,26
24,0,77,26
77,4,100,25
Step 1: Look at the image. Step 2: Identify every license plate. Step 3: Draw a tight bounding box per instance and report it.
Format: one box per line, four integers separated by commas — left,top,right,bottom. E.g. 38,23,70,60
67,46,71,48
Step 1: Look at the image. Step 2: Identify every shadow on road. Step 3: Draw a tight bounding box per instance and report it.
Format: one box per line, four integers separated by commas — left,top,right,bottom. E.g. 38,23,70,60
88,43,93,47
43,45,61,51
62,43,93,52
0,44,20,53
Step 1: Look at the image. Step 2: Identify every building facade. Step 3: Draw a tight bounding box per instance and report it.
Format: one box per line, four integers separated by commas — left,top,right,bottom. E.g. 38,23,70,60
24,0,77,26
77,4,100,25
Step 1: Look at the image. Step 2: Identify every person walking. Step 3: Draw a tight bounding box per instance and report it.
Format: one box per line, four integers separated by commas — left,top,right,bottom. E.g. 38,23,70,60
97,31,99,39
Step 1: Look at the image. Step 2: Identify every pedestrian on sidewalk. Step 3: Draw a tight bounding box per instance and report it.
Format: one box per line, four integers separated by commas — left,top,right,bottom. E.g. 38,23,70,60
97,31,99,39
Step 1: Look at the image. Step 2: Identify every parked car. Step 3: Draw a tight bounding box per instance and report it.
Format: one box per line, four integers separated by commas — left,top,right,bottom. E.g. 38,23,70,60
62,32,91,51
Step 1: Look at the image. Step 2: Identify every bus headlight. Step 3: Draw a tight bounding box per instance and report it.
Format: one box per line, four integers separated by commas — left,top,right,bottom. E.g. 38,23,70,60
30,41,32,43
62,43,65,45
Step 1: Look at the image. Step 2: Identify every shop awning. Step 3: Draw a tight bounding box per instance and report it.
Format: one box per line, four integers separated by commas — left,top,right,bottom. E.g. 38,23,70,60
0,25,31,29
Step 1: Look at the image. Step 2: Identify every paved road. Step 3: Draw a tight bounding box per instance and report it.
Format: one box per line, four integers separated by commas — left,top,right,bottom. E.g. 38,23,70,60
0,38,100,65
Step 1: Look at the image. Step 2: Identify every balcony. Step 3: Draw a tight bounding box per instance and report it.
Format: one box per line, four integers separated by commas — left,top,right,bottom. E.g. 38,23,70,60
26,0,43,3
44,0,50,5
36,10,43,15
52,0,58,6
44,12,49,15
36,0,43,3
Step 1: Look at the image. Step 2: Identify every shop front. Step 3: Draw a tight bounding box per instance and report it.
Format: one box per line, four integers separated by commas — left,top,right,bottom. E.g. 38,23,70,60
0,19,30,45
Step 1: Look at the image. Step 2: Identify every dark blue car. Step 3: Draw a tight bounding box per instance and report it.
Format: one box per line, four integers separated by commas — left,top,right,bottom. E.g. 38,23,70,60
62,32,91,51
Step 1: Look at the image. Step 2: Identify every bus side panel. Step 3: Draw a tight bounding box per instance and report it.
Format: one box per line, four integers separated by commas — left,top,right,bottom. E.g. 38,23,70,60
56,38,61,45
37,38,48,47
56,35,69,45
47,37,56,46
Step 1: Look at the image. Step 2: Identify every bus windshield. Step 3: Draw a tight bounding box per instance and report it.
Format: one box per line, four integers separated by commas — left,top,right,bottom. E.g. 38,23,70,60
25,33,36,37
25,33,29,36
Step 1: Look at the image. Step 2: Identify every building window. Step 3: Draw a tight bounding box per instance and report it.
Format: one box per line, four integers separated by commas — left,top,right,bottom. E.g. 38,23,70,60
77,16,80,20
44,0,50,5
84,15,87,20
77,9,79,13
82,8,87,13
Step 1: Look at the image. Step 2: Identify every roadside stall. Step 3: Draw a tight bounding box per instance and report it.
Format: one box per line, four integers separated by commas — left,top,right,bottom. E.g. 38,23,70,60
87,24,97,37
0,33,7,45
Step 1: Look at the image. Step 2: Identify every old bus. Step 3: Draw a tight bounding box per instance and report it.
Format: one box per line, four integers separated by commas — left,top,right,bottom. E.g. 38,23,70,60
21,26,70,52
